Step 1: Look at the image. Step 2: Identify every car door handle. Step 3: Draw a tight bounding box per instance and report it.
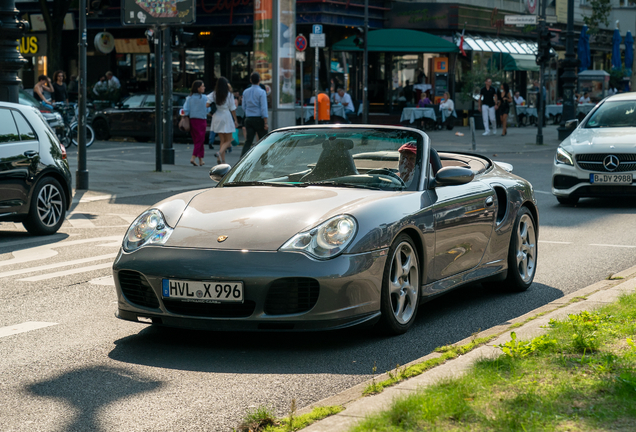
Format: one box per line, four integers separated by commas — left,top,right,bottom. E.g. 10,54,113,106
485,196,494,207
24,150,38,158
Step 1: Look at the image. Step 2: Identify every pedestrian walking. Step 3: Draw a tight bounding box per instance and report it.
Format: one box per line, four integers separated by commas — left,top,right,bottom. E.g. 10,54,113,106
208,77,239,165
479,78,498,135
241,72,269,158
183,80,209,167
498,83,512,136
51,70,68,104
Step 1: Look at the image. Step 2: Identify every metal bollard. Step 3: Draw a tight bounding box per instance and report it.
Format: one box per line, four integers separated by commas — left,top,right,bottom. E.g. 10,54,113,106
469,116,476,151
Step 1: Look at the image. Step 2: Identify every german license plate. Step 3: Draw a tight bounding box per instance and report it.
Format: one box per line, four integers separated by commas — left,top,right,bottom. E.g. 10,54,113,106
589,173,633,184
162,279,243,303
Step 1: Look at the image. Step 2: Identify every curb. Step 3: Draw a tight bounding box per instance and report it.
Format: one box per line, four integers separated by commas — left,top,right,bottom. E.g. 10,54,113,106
298,264,636,431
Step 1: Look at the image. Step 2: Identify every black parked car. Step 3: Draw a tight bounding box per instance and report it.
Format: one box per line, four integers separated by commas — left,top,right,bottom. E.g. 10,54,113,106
91,93,188,142
0,102,72,235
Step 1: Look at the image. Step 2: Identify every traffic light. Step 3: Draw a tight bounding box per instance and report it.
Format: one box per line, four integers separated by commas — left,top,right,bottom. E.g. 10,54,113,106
353,27,364,48
172,28,195,47
536,28,556,65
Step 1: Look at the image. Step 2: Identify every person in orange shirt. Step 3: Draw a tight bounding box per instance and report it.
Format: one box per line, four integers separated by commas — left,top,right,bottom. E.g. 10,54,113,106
315,91,330,123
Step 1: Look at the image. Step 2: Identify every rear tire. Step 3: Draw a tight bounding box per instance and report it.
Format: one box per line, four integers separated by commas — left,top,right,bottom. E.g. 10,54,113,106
377,234,420,335
557,195,579,205
499,206,537,292
22,177,66,235
92,119,110,141
70,123,95,147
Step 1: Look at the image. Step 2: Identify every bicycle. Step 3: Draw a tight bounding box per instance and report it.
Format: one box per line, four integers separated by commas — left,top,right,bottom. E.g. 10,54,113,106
52,102,95,148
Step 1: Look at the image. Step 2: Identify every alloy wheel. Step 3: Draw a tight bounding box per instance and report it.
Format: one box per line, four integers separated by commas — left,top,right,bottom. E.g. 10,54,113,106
516,213,536,283
388,242,419,324
37,184,64,227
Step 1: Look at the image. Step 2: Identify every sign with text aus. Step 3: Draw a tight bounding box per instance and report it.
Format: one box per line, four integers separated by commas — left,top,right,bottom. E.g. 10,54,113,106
122,0,196,26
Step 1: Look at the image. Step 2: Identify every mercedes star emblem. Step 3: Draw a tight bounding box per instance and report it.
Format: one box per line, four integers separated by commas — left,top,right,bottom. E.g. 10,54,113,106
217,235,228,242
603,155,620,172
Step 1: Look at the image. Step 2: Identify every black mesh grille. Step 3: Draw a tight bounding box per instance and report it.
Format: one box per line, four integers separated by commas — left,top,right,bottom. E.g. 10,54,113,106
264,278,320,315
118,270,160,309
572,185,636,197
163,299,256,317
576,154,636,173
553,175,586,190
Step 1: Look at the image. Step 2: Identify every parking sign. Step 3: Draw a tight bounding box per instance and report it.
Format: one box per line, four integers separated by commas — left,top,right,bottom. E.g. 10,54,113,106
312,25,323,34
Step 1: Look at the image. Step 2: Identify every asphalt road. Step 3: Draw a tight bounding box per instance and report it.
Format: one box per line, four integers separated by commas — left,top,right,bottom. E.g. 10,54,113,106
1,137,635,431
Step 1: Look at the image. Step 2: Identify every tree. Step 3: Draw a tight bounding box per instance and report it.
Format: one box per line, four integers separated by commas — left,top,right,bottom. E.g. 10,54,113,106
37,0,73,75
582,0,612,35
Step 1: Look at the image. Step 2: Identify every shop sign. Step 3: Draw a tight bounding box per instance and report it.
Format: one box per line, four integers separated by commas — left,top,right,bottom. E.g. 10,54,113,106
18,34,46,57
122,0,195,26
433,57,448,73
254,0,273,84
94,32,115,54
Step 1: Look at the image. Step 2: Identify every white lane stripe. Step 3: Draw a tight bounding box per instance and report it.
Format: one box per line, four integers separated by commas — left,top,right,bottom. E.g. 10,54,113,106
73,183,209,203
66,146,150,154
0,253,117,279
534,190,552,195
589,243,636,248
66,213,96,228
18,262,113,281
0,235,120,250
0,322,58,338
539,241,573,244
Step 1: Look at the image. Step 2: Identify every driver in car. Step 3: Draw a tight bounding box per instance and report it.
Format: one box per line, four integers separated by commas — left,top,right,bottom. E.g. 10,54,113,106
397,142,417,187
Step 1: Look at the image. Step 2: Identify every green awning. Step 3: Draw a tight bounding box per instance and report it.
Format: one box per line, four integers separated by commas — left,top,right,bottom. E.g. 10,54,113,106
332,29,459,53
503,53,539,72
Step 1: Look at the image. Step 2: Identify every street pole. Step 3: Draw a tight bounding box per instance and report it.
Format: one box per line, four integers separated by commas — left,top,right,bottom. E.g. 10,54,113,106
162,26,174,164
362,0,368,124
536,0,546,145
0,0,29,103
153,28,162,172
557,0,577,140
76,0,89,189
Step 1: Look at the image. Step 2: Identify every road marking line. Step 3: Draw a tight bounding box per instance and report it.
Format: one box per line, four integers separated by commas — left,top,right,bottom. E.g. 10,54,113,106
107,213,137,224
65,146,150,154
0,253,117,279
0,235,120,250
533,190,552,195
66,213,96,228
19,262,113,281
589,244,636,248
0,248,58,268
0,322,58,338
539,241,573,244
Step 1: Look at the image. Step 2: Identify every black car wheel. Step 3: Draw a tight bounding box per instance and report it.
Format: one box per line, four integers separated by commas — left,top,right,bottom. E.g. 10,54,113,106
92,119,110,141
500,206,537,292
23,177,67,235
557,196,579,205
378,234,420,335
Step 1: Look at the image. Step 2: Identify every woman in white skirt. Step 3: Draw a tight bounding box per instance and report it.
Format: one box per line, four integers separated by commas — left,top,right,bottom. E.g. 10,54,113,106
207,77,238,164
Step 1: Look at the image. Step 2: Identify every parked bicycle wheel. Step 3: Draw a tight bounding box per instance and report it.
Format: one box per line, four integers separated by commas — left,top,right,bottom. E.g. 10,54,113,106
70,122,95,147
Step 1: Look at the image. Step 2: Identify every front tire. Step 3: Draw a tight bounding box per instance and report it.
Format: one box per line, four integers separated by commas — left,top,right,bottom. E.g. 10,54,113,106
500,206,537,292
22,177,67,235
378,234,420,335
70,123,95,147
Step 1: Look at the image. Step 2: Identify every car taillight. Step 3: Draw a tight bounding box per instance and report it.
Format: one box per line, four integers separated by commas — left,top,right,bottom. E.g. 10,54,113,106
60,142,67,160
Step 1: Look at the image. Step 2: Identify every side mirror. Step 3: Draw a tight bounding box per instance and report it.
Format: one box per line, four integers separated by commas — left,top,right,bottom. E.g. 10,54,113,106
433,166,474,187
209,164,231,182
565,119,578,129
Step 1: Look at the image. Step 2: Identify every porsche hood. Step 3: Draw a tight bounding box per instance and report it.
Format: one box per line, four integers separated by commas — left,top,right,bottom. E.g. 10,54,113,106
163,186,393,251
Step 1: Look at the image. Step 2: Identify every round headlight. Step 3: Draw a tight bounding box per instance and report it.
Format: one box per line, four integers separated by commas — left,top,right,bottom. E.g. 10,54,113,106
280,215,357,259
123,209,173,252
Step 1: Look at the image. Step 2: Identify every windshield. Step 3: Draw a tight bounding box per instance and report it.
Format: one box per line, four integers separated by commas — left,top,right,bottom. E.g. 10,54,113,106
585,100,636,128
219,128,424,191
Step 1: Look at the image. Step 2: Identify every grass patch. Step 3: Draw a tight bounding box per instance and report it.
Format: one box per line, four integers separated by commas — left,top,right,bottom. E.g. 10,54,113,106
235,404,343,432
350,291,636,431
363,336,496,396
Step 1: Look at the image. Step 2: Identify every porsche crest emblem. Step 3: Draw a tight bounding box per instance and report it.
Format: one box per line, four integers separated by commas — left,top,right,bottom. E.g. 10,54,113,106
217,235,228,243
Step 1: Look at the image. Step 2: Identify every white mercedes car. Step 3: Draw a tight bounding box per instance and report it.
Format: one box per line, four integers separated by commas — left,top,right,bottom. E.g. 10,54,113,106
552,93,636,205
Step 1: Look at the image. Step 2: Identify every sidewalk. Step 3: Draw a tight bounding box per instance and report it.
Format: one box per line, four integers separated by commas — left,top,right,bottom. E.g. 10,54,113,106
299,264,636,431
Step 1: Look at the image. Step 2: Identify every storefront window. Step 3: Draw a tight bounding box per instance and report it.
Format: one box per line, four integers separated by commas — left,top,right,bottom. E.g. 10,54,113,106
215,52,221,80
231,52,249,85
186,48,204,81
392,54,418,91
134,54,148,80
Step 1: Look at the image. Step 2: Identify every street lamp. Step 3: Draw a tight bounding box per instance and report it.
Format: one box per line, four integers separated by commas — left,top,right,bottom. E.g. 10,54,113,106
557,0,577,140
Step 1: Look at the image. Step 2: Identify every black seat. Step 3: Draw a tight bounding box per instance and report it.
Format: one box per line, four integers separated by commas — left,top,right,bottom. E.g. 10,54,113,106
430,148,443,176
301,139,359,182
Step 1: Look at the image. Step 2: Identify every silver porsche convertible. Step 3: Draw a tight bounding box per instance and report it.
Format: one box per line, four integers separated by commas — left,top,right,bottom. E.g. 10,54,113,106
113,125,539,335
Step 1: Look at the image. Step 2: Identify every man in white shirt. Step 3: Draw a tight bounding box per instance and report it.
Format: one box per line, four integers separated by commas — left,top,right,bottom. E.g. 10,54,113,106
513,91,525,105
106,71,121,90
579,92,591,104
333,87,355,122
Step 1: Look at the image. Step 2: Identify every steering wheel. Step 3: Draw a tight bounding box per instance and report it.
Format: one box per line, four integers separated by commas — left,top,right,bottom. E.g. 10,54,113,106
366,168,405,186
